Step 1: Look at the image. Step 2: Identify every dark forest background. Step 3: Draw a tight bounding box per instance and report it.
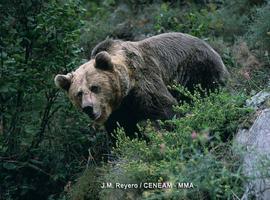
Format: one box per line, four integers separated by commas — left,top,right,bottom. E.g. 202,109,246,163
0,0,269,199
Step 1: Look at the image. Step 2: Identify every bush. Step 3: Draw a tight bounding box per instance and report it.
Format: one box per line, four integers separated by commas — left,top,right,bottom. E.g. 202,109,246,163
246,4,270,52
0,1,92,199
153,3,213,38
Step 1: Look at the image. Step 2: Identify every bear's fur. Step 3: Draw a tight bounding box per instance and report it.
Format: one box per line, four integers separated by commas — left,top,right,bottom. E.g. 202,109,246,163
55,32,229,138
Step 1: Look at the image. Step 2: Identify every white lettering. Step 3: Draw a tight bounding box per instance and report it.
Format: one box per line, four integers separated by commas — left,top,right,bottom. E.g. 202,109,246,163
115,183,138,189
177,182,194,189
143,182,173,189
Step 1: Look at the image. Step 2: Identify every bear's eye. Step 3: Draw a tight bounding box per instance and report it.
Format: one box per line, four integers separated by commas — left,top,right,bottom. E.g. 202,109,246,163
76,91,83,97
90,85,100,93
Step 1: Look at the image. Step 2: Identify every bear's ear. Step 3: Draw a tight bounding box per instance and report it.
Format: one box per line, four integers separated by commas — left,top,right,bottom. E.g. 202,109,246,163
94,51,113,71
54,73,73,91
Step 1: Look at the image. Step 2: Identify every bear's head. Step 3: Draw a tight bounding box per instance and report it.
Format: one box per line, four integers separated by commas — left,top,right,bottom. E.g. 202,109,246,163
54,51,124,124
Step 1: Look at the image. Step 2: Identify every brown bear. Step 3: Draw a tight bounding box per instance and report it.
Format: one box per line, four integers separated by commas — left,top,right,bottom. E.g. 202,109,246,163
55,32,229,139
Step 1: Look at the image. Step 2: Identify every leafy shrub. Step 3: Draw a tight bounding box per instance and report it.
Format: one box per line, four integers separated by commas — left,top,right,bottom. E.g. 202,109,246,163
154,3,213,38
80,2,115,58
246,4,270,51
0,1,93,199
210,0,265,40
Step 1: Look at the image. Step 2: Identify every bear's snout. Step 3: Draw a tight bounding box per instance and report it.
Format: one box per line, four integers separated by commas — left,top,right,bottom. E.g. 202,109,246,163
82,93,94,116
82,106,95,119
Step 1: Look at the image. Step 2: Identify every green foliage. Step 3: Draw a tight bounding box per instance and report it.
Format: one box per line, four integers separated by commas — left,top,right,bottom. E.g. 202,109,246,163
154,3,212,38
0,1,94,199
246,4,270,51
68,167,102,200
70,89,252,200
154,3,182,33
214,0,251,38
167,86,251,142
80,6,113,58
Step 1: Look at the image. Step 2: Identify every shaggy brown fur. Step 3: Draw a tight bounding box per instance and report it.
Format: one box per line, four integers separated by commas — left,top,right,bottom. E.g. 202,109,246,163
55,32,229,138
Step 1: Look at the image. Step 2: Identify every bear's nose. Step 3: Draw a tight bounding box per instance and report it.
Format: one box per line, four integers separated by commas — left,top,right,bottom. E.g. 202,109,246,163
82,106,95,119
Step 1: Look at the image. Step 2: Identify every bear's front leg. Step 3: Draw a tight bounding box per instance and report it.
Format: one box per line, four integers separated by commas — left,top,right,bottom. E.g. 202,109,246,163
104,108,148,144
139,79,178,121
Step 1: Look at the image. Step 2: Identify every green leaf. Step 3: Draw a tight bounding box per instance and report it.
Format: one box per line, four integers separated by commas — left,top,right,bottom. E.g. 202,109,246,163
3,162,17,170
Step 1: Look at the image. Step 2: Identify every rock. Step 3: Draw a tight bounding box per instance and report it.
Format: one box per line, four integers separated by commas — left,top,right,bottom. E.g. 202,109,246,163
234,109,270,200
246,91,270,109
